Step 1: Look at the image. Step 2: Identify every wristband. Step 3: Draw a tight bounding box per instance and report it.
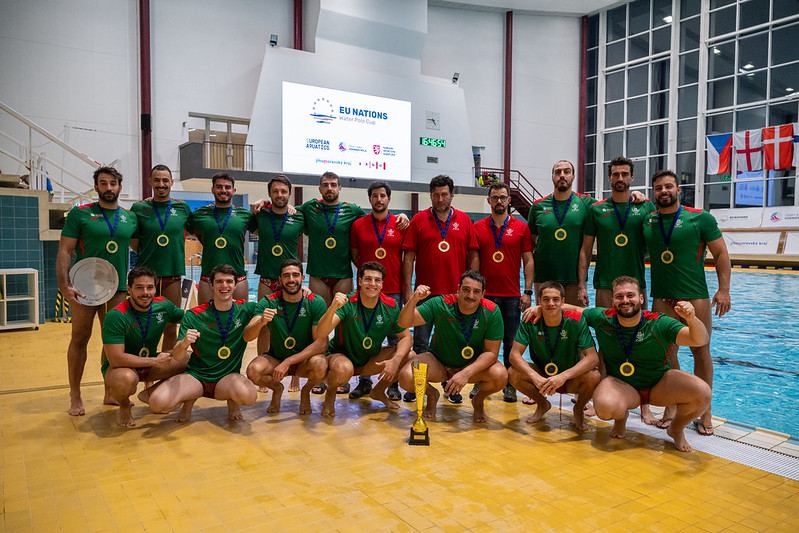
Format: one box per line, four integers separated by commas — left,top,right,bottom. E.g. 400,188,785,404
523,290,533,296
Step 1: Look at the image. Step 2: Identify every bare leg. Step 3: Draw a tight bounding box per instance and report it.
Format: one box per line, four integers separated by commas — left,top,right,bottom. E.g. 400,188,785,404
508,366,550,424
567,369,600,431
160,279,182,351
592,376,641,439
66,300,97,416
198,279,213,305
232,279,249,302
177,400,196,422
246,355,284,413
214,373,257,420
398,352,445,420
652,298,678,426
470,361,507,423
298,355,328,415
99,292,127,406
309,277,333,306
148,373,203,422
363,348,402,410
104,368,140,427
651,370,712,452
322,353,354,417
137,357,188,404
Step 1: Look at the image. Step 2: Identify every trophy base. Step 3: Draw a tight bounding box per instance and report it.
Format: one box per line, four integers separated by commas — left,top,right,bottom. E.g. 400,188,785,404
408,428,430,446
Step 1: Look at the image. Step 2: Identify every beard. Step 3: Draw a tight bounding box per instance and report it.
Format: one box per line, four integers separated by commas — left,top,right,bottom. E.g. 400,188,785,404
282,281,301,295
101,190,119,202
492,204,507,215
656,192,678,208
555,179,572,192
612,181,630,192
615,301,641,318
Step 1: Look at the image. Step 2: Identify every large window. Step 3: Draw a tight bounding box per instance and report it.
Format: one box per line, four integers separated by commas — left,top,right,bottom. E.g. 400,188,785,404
584,1,799,209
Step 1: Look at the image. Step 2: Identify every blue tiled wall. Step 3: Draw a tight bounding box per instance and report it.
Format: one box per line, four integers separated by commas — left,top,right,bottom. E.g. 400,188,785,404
0,195,51,324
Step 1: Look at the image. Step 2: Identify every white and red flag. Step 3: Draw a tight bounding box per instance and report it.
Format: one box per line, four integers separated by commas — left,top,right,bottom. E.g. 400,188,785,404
733,129,762,171
793,123,799,169
763,124,794,170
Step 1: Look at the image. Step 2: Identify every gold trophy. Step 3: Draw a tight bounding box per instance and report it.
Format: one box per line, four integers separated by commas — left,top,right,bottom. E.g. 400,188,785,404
408,360,430,446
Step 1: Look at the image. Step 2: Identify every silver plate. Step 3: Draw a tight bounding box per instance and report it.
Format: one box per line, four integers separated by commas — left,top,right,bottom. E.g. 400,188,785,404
69,257,119,306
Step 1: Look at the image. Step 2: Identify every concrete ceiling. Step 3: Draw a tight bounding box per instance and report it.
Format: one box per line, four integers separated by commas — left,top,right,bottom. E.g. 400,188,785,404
429,0,626,17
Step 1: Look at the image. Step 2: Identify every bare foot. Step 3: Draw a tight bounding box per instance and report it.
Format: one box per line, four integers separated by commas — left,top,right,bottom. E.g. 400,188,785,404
321,391,336,417
422,386,439,419
641,404,658,425
472,396,487,423
103,394,120,406
116,402,136,427
227,400,243,421
299,389,312,415
610,418,627,438
288,375,301,392
573,405,588,431
176,401,194,422
582,402,596,417
657,405,677,429
667,425,693,452
370,388,399,410
258,386,269,393
266,383,284,414
526,399,551,424
69,397,85,416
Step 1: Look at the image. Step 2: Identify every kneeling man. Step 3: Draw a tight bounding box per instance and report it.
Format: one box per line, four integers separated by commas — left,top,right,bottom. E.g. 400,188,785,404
584,276,710,452
102,266,186,427
311,262,413,417
149,265,258,422
397,270,507,422
508,281,599,430
244,259,328,415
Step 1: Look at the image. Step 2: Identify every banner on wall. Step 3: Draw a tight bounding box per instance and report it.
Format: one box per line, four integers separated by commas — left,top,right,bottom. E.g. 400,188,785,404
711,208,764,229
784,232,799,255
723,232,780,255
761,206,799,229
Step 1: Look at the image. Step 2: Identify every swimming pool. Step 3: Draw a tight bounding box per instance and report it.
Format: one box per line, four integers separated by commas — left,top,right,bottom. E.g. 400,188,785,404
224,264,799,437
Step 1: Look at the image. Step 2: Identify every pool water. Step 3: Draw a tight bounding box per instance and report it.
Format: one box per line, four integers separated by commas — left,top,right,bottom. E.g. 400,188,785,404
225,264,799,437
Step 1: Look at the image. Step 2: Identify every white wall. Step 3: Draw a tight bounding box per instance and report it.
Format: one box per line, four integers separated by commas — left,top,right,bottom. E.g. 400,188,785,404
0,0,139,194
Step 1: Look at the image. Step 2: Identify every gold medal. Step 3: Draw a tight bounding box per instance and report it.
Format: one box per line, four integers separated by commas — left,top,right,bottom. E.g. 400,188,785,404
374,247,387,259
215,236,227,249
363,337,373,350
661,250,674,264
106,240,118,254
438,240,450,252
156,234,169,247
544,362,558,376
615,233,628,247
284,336,296,350
492,251,504,263
461,346,475,359
620,361,635,377
554,228,567,241
218,346,231,359
139,347,150,358
325,237,337,249
271,244,283,256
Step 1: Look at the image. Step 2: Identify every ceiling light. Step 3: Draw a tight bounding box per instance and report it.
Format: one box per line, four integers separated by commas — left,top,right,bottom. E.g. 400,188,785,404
743,63,754,69
747,73,755,77
713,47,721,55
787,88,795,92
663,16,673,23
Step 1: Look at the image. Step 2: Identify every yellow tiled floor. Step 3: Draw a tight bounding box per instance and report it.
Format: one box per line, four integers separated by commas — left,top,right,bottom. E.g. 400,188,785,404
2,323,798,532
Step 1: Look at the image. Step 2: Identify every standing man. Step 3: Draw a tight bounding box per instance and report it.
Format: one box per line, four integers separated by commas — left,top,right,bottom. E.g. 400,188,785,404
253,175,306,355
187,172,255,304
130,165,192,350
397,270,506,422
244,260,328,415
101,266,186,427
314,262,413,417
349,181,407,400
402,175,473,402
577,157,657,424
642,170,731,435
469,182,533,402
148,265,259,422
57,166,138,416
584,276,711,452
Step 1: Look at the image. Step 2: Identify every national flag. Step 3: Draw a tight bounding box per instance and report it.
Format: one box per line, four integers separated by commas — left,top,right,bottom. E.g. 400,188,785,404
793,123,799,169
733,129,762,172
763,124,794,170
706,133,732,174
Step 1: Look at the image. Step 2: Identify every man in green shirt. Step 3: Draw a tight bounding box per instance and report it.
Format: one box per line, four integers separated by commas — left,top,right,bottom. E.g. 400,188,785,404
642,170,731,435
130,165,192,350
508,282,599,431
148,265,258,422
101,266,186,427
397,270,506,422
57,166,138,416
187,173,256,304
311,262,413,417
582,276,711,452
244,260,328,415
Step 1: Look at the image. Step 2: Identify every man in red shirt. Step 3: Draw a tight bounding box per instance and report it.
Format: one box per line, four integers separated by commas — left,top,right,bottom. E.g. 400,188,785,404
403,175,473,403
350,181,408,400
469,182,533,402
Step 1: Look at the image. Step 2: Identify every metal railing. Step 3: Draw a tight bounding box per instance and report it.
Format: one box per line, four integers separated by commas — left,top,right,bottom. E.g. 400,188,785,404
203,141,253,171
475,166,543,207
0,100,98,204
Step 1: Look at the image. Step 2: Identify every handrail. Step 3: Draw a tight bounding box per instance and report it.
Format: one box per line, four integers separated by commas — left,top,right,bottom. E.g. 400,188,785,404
0,101,100,170
475,166,543,204
202,140,253,171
